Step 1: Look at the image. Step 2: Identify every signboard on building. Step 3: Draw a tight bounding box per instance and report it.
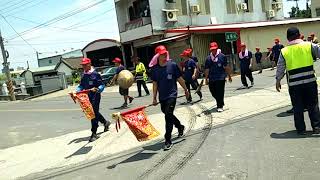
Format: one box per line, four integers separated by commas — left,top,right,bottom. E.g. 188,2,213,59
225,32,239,42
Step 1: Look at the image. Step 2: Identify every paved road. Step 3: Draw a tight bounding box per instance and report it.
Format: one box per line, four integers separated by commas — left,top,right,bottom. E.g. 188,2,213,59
36,107,320,180
0,68,279,149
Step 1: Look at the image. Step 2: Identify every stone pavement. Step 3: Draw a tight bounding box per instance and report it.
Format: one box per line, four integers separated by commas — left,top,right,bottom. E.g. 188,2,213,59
0,82,292,179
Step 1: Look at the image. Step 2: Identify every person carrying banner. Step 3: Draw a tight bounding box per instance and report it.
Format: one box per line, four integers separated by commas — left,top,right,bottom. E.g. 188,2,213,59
205,42,232,113
76,58,111,142
180,49,202,102
132,56,150,97
239,43,254,88
151,45,190,150
110,57,134,108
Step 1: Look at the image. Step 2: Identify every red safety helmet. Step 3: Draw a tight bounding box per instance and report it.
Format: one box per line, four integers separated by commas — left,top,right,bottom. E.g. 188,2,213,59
112,57,122,63
180,49,191,57
209,42,219,50
240,43,246,47
80,58,91,65
155,45,168,55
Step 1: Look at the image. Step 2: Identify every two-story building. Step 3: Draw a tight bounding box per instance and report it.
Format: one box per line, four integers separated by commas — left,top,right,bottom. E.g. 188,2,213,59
115,0,320,70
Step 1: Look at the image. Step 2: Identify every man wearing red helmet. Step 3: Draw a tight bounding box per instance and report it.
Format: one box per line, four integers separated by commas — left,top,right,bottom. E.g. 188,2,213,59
266,38,284,70
205,42,232,112
238,42,254,88
180,49,202,102
151,45,189,150
76,58,111,142
110,57,134,108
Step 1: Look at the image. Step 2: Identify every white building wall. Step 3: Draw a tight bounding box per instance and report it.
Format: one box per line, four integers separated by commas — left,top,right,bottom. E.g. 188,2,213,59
56,63,73,76
24,71,34,86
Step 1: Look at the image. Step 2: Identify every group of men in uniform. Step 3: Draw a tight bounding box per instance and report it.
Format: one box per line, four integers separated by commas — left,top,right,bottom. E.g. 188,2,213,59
75,27,320,148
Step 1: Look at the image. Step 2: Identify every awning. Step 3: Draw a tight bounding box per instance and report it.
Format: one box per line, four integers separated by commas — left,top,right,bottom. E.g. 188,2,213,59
150,34,189,45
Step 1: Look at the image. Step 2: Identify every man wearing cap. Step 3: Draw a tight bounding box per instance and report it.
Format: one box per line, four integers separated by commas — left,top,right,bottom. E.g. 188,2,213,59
76,58,111,142
310,33,319,44
255,47,263,74
205,42,232,112
132,56,150,97
151,45,189,150
186,48,200,87
180,49,202,102
110,57,134,108
239,43,254,88
266,38,284,70
276,27,320,135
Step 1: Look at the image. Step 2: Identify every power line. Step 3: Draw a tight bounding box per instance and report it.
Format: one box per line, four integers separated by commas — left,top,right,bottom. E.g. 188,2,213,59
8,0,110,40
2,0,51,16
0,13,37,52
0,0,29,11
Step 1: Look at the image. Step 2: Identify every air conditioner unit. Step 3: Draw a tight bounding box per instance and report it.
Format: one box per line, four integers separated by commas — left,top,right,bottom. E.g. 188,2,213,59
272,2,282,10
162,9,179,22
240,3,248,10
267,10,275,18
191,5,200,14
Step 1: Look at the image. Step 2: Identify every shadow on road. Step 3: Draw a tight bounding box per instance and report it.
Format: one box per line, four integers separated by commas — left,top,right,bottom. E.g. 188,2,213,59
65,143,92,159
106,137,185,169
270,130,320,139
68,132,104,145
276,111,293,118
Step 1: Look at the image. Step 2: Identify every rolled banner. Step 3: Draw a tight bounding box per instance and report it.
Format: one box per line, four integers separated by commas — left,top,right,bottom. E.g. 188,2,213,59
114,106,160,142
70,90,95,121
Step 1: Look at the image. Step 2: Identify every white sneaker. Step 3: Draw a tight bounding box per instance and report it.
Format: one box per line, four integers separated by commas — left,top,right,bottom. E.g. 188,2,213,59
217,108,224,112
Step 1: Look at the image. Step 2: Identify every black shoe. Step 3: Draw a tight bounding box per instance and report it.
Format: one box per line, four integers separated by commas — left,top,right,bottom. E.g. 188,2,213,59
89,133,99,142
129,97,134,103
286,108,294,114
258,71,262,74
121,103,128,108
313,127,320,134
104,121,111,132
136,95,142,98
297,131,307,135
198,93,203,100
146,93,150,96
187,99,192,103
164,142,173,151
178,125,185,138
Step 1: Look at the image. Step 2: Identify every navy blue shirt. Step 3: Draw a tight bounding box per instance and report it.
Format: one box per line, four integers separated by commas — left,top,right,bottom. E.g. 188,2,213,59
191,56,198,63
151,61,182,102
116,65,125,74
272,44,284,60
255,52,262,63
204,54,228,82
183,59,197,82
78,70,104,102
239,51,252,70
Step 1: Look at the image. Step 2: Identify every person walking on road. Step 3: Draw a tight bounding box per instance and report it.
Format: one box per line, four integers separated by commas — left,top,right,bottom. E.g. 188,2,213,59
255,47,263,74
204,42,232,113
76,58,111,142
266,38,284,70
132,56,150,97
151,45,189,150
239,43,254,88
180,49,202,102
110,57,134,108
276,27,320,135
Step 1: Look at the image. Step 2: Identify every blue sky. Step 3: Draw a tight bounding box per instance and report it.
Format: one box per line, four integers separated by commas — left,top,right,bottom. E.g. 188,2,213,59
0,0,309,70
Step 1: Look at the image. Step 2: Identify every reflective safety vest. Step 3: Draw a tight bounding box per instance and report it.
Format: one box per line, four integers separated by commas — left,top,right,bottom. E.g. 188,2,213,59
135,62,148,81
281,42,316,87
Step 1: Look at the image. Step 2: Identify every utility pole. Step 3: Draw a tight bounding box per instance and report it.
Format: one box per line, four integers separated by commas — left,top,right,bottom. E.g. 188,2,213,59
0,30,16,101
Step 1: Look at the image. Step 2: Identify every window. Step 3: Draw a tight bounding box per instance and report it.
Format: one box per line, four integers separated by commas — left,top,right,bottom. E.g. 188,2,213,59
244,0,253,12
204,0,210,14
261,0,266,12
128,0,150,21
49,60,52,64
226,0,236,14
316,8,320,17
181,0,188,15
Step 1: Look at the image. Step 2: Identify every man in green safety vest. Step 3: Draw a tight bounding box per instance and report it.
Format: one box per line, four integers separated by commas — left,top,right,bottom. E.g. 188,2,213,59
276,27,320,135
132,56,150,97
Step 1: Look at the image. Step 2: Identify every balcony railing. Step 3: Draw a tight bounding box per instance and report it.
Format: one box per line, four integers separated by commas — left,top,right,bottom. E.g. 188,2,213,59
124,17,151,32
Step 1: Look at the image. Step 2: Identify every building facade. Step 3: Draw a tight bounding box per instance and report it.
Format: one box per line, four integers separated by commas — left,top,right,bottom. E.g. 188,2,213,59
115,0,285,67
